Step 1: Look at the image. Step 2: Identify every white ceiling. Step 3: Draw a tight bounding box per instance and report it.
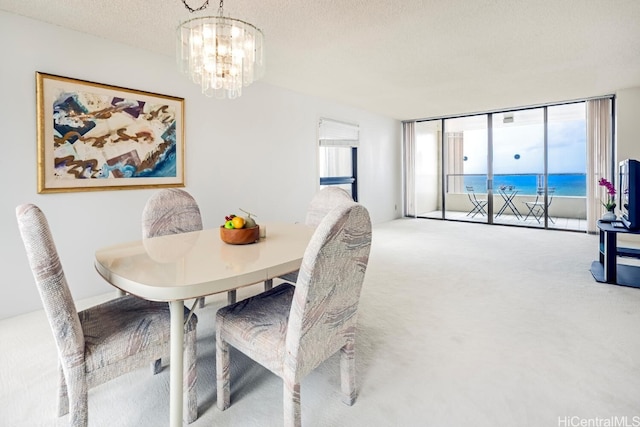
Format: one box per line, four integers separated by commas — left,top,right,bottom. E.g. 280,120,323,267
1,0,639,120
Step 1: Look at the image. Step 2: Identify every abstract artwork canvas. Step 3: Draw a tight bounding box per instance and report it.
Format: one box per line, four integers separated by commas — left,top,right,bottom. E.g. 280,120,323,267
36,72,185,193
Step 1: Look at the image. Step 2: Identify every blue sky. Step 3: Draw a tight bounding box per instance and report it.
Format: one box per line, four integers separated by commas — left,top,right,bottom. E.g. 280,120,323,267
463,120,587,175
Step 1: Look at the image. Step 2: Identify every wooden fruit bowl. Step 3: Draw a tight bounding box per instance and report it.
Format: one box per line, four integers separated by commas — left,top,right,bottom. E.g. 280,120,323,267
220,225,260,245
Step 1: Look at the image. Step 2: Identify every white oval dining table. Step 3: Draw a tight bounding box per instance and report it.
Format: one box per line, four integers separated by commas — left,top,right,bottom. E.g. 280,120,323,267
94,222,315,427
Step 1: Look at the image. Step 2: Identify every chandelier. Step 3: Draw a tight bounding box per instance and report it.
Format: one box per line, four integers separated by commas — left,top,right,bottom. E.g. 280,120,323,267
177,0,265,99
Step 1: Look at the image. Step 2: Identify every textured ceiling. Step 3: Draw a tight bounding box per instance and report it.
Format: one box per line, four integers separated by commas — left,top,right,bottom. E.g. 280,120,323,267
1,0,639,120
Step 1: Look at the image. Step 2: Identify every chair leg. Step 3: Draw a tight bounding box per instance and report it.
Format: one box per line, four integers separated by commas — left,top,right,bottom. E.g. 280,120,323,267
57,364,69,416
184,326,198,423
527,207,540,223
65,364,88,427
197,297,205,308
227,291,236,305
478,202,487,216
151,359,162,375
534,207,544,223
216,333,231,411
468,201,487,218
283,379,301,427
264,278,273,291
524,204,536,221
340,340,357,405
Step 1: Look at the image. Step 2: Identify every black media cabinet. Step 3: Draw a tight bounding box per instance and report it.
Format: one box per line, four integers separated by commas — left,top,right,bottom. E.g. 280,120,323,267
590,220,640,288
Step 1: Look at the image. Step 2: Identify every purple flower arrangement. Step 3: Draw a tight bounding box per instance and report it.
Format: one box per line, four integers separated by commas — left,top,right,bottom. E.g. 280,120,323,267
598,178,616,210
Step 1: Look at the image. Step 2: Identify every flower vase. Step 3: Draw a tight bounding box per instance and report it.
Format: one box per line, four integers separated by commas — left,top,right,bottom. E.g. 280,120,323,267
602,210,616,222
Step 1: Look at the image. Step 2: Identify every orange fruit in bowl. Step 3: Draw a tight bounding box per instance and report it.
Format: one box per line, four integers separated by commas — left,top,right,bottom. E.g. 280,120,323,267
231,216,245,229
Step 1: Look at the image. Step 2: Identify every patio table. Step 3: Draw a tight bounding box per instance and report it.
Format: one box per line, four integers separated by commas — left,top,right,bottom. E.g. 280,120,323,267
496,186,522,219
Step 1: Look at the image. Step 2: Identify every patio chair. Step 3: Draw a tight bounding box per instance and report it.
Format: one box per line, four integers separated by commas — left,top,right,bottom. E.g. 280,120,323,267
524,187,556,224
466,185,488,217
16,203,198,426
216,201,372,427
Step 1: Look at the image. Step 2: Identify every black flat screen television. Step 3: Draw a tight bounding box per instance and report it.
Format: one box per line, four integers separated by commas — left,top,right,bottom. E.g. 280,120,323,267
619,159,640,230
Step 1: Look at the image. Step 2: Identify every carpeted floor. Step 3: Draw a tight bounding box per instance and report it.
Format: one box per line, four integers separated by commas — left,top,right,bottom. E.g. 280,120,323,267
2,218,640,426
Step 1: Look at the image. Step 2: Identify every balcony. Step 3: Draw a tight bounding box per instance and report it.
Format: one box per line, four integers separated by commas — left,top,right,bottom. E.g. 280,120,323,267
415,173,588,232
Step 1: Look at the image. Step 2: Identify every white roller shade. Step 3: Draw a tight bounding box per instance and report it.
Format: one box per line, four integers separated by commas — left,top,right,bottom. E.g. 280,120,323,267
319,118,359,147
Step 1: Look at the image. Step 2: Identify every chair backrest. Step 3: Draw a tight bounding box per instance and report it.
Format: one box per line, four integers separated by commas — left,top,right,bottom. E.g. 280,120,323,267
547,187,555,204
16,204,85,366
304,187,353,227
286,201,372,380
466,185,480,202
142,188,203,238
534,187,555,204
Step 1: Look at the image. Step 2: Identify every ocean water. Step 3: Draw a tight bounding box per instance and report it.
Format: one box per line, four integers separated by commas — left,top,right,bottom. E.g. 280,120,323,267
463,173,586,196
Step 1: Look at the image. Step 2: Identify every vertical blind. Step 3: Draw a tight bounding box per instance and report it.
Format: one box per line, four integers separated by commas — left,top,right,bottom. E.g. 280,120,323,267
586,97,613,233
403,121,416,217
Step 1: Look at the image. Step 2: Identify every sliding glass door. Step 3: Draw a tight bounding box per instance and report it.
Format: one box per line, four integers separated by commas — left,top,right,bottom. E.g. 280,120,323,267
443,115,489,223
546,103,587,230
409,101,588,231
491,109,545,227
413,120,441,218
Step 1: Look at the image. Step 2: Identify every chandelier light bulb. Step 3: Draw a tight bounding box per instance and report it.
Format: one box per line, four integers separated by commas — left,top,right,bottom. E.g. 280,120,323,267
177,0,265,99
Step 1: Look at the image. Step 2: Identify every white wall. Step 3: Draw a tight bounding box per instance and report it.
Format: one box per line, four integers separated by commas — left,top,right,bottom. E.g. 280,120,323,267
614,87,640,246
0,11,402,320
617,87,640,163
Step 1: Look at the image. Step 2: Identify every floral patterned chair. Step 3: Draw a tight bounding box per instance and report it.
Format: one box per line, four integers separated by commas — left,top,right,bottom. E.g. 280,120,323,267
272,186,353,287
216,201,372,427
142,188,211,306
16,204,198,426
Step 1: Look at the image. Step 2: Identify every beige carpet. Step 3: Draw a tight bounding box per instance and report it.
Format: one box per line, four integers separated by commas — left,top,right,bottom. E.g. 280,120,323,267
2,218,640,426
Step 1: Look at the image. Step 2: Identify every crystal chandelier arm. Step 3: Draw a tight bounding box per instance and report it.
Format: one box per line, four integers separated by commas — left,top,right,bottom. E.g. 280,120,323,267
181,0,210,13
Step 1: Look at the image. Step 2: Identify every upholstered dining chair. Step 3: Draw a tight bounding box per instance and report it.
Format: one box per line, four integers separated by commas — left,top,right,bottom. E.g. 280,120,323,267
142,188,210,306
270,186,353,288
216,201,372,427
16,204,198,426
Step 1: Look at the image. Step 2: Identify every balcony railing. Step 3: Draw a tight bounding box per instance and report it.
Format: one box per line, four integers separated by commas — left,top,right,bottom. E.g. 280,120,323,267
447,173,587,197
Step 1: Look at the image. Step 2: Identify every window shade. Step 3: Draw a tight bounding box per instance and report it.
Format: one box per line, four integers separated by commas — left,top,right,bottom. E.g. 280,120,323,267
319,118,359,147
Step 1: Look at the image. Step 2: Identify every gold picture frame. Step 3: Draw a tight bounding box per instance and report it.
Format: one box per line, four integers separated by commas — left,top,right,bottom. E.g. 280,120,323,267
36,72,185,193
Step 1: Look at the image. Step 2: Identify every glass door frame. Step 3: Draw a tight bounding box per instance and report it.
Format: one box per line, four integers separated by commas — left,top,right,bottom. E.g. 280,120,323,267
439,107,557,229
410,100,590,231
441,114,491,224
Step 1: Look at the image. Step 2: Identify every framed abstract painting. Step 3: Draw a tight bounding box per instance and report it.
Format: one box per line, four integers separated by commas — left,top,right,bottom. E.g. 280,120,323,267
36,72,185,193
